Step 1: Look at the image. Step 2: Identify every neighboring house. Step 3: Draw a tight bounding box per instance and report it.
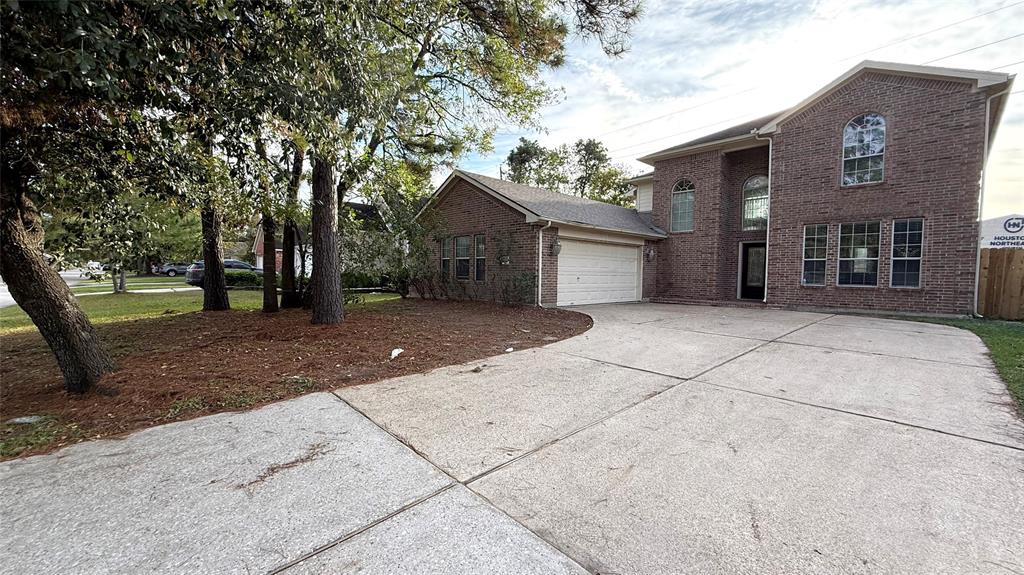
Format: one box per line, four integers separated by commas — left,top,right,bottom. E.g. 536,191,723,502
419,60,1015,315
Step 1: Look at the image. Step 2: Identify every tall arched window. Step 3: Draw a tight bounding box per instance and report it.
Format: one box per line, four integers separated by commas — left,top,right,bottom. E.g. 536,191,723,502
842,113,886,186
741,175,769,231
671,180,695,232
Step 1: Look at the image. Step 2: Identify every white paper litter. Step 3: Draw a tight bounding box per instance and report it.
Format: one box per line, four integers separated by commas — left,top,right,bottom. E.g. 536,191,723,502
504,347,514,352
390,348,404,360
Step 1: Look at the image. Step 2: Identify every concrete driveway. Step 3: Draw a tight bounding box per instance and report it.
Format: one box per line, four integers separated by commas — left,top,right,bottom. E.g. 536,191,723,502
2,304,1022,574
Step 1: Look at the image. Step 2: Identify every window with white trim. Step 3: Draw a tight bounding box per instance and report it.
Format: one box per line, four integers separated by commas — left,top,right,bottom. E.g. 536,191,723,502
802,224,828,286
454,236,471,279
891,218,923,288
838,222,880,286
474,234,486,281
671,180,695,232
742,175,769,231
440,238,451,278
842,113,885,186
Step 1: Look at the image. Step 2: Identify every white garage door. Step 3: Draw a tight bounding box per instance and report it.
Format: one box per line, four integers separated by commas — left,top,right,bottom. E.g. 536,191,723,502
557,239,641,306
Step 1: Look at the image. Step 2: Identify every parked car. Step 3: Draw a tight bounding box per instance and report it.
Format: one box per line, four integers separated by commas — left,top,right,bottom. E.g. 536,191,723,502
185,259,263,287
154,262,190,277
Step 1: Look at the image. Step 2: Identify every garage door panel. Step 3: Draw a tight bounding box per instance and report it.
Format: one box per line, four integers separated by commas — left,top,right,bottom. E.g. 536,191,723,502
557,240,640,306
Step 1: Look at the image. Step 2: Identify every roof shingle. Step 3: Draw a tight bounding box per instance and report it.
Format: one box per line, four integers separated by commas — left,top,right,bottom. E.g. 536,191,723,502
455,170,666,238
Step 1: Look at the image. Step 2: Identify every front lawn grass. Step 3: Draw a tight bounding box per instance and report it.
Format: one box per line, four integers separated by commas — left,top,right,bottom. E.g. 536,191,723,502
923,318,1023,415
0,291,400,334
70,274,189,294
0,291,264,333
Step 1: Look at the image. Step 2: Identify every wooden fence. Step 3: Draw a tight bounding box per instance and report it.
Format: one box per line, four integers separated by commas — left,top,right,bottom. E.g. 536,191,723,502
978,248,1024,320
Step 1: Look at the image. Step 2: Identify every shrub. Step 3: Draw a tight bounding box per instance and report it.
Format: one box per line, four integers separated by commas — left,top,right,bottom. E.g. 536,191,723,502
224,271,262,287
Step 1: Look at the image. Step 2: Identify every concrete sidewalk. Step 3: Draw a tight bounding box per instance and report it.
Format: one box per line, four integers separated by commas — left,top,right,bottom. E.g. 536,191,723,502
2,303,1022,574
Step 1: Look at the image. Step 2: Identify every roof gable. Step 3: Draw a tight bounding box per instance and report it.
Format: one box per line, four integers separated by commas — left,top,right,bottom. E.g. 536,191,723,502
419,170,667,239
759,61,1013,133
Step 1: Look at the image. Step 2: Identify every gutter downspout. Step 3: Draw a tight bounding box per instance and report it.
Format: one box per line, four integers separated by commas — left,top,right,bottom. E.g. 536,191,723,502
537,221,552,307
974,86,1013,317
753,130,773,304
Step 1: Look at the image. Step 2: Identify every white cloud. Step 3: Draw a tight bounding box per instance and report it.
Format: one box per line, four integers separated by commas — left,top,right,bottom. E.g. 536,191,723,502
450,0,1023,217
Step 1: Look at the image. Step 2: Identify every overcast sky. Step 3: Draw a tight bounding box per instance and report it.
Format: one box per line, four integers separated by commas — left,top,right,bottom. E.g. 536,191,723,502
453,0,1023,219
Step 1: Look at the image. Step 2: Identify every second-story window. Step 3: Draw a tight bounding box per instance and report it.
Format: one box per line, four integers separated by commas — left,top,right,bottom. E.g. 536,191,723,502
842,113,886,186
742,175,769,231
671,180,695,232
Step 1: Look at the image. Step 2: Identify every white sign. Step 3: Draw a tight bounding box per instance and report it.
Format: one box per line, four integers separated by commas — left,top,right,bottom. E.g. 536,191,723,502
980,214,1024,249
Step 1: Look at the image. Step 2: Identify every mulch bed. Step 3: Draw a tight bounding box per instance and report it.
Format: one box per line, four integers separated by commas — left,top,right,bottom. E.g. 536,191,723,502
0,298,591,459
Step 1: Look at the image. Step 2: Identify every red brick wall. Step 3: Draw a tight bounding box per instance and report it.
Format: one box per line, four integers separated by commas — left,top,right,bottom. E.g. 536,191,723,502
717,146,770,300
425,179,540,305
650,150,723,301
539,227,559,306
767,72,987,315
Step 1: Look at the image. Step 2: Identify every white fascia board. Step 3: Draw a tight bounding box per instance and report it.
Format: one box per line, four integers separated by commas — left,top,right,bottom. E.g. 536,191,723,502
415,171,539,222
637,134,759,166
759,61,1013,134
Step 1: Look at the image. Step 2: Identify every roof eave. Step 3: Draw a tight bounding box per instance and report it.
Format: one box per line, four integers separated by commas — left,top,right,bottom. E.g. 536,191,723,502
758,61,1014,134
637,134,760,165
538,217,667,239
415,170,540,223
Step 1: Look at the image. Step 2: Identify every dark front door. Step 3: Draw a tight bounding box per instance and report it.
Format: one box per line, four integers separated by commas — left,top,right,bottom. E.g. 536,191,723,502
740,243,766,300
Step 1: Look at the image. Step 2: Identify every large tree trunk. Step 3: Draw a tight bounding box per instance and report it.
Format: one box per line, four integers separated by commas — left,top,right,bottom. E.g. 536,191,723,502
261,214,278,313
201,200,230,311
280,146,304,308
0,188,114,394
309,155,343,324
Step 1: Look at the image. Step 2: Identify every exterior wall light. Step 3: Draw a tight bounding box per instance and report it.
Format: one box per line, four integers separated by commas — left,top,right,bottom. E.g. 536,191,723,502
645,246,656,262
551,239,562,256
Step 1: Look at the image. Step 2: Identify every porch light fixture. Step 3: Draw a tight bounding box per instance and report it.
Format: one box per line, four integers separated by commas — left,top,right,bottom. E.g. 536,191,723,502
645,246,656,262
551,239,561,256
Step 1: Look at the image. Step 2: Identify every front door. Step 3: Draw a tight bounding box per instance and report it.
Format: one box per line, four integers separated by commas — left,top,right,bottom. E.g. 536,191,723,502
740,243,766,300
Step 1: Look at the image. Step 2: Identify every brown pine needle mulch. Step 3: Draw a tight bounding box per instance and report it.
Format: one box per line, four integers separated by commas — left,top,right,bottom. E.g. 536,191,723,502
0,298,591,459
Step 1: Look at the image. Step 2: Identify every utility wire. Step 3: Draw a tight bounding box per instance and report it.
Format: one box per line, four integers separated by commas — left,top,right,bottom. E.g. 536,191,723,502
921,32,1024,64
592,1,1023,138
611,48,1022,162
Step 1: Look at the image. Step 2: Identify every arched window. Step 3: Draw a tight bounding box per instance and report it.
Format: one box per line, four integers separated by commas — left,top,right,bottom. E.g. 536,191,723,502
842,113,885,185
671,180,695,232
741,175,769,231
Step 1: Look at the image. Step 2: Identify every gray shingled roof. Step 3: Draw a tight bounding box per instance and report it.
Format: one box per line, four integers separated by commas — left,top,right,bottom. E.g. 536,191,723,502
456,170,666,238
639,111,784,162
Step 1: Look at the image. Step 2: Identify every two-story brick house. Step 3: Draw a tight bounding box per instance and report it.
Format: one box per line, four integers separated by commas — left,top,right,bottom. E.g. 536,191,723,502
418,61,1015,315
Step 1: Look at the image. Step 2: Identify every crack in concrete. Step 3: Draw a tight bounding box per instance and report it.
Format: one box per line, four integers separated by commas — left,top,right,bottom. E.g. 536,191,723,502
235,442,333,491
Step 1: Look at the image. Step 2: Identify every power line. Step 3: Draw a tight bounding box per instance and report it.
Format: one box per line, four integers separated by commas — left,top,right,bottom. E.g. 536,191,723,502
835,0,1024,64
596,88,757,138
922,32,1024,65
610,55,1020,162
590,2,1023,138
991,59,1024,70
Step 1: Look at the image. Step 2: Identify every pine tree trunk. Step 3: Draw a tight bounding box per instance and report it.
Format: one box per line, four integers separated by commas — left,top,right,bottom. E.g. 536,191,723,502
310,155,343,324
0,186,114,393
118,268,126,292
201,200,230,311
280,146,304,308
262,214,278,313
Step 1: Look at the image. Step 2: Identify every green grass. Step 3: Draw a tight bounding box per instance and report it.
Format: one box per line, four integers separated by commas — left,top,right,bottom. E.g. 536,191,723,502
0,290,400,334
71,275,189,294
0,417,83,458
922,318,1024,414
0,291,263,333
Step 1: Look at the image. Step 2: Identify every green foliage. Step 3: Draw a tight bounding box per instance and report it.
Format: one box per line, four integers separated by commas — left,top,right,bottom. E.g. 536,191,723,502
224,271,263,288
0,417,82,458
504,138,636,207
919,318,1024,415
